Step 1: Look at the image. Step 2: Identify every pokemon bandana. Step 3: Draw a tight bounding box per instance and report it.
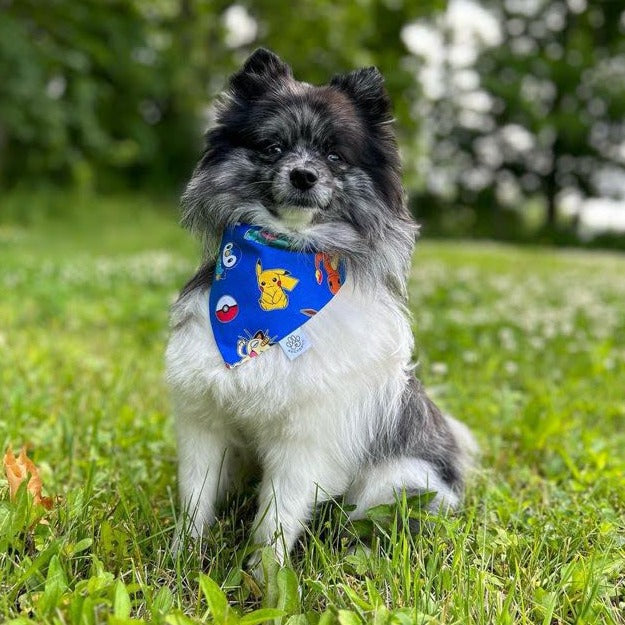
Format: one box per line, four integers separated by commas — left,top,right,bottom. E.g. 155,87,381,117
209,223,346,368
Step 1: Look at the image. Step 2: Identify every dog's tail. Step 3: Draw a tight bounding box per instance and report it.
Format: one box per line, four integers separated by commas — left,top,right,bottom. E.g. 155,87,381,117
445,415,479,477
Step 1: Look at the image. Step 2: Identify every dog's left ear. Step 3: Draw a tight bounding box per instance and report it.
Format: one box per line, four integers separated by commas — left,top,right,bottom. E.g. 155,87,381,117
230,48,292,100
330,67,392,124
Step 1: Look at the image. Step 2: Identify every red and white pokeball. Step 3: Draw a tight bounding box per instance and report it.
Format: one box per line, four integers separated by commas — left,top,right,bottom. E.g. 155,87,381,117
215,295,239,323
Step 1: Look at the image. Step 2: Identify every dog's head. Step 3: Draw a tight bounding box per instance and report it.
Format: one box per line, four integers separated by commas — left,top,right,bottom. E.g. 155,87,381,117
182,48,417,293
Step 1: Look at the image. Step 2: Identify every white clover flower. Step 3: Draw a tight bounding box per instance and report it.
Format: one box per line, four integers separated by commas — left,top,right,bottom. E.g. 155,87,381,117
431,362,448,376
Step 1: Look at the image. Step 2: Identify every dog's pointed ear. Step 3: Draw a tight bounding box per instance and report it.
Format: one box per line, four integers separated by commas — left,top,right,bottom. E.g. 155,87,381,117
240,48,290,78
330,67,392,123
230,48,292,100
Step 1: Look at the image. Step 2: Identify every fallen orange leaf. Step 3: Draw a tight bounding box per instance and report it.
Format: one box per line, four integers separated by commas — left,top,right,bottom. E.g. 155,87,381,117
3,446,53,509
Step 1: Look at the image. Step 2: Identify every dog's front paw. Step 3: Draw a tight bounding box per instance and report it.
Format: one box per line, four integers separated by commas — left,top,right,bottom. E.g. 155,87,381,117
246,545,285,585
246,549,265,584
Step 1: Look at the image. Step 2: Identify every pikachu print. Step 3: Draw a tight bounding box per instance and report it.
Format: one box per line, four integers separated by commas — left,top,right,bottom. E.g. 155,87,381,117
256,260,299,311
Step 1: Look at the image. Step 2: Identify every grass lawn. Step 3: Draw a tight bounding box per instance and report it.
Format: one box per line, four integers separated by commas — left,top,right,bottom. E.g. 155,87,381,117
1,191,624,624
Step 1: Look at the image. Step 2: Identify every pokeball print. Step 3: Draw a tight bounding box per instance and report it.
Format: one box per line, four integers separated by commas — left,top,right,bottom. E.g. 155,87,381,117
215,294,239,323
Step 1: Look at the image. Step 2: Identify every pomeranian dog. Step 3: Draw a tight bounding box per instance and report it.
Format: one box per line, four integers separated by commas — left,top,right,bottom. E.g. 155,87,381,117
166,48,476,572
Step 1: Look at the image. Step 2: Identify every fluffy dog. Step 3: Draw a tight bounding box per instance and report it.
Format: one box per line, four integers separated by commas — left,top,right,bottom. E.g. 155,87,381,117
166,48,476,571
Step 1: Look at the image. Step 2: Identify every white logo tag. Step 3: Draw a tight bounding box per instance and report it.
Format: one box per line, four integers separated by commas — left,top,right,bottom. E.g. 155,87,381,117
279,328,312,360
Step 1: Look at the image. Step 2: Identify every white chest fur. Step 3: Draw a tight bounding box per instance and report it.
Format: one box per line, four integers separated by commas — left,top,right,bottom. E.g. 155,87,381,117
166,278,413,437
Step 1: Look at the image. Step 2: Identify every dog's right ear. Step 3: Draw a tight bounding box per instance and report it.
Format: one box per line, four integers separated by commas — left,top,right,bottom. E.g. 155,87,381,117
230,48,292,100
330,67,392,125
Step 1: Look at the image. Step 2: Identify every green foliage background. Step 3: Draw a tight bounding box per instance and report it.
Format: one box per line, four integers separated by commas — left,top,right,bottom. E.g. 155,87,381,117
3,0,625,241
418,1,625,227
0,0,441,191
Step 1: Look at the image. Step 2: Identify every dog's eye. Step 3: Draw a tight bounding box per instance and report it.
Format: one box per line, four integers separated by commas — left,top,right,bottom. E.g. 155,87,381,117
264,144,283,157
327,152,342,163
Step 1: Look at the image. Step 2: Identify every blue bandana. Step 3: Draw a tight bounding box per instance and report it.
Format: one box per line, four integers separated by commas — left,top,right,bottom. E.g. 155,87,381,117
209,223,346,368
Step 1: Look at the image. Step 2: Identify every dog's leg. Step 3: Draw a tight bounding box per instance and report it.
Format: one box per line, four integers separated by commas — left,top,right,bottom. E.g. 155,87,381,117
175,414,235,545
247,445,346,577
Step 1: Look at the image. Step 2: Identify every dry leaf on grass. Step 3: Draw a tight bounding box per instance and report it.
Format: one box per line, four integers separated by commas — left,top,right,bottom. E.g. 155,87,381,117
3,446,53,509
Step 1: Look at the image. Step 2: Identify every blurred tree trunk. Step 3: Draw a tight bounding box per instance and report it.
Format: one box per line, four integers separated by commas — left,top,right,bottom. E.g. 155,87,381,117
546,187,557,228
545,156,558,228
179,0,193,54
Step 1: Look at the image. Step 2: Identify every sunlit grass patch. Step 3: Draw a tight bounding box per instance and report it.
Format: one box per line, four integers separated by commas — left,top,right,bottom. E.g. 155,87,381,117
1,194,624,624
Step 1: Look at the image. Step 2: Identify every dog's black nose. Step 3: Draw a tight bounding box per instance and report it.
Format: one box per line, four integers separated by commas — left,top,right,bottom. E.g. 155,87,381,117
289,167,318,191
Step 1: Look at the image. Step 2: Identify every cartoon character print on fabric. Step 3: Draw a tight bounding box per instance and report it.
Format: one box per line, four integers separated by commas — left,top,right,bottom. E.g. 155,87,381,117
255,260,299,311
215,242,241,280
314,253,342,294
209,223,346,367
227,330,275,368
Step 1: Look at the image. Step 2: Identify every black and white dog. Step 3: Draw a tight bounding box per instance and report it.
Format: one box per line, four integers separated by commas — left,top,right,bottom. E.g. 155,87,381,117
166,49,476,570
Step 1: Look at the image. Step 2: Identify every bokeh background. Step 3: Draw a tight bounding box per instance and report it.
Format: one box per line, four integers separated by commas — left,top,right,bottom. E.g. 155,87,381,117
2,3,625,622
3,0,625,246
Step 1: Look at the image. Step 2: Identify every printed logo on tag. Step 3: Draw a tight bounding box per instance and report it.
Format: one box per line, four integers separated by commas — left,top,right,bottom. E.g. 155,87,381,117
279,327,311,360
